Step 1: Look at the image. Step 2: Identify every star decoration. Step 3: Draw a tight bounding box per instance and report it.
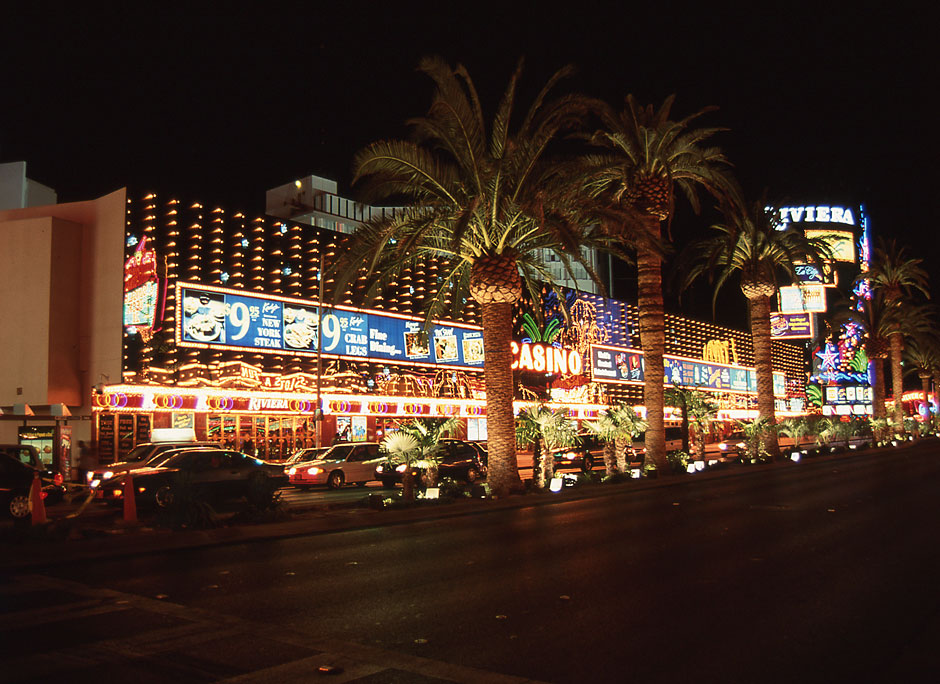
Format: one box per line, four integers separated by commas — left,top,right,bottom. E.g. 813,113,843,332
816,344,840,371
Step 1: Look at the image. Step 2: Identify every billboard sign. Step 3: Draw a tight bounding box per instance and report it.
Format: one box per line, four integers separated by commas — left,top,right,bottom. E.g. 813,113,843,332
805,229,856,263
779,285,827,313
770,311,815,339
177,282,484,370
590,345,786,397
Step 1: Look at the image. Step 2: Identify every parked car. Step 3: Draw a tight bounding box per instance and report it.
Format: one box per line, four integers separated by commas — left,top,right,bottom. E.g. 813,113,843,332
0,447,64,520
86,441,217,485
375,439,488,487
95,448,287,507
285,446,330,467
632,426,685,457
549,433,606,473
716,431,748,461
287,442,384,489
0,444,65,505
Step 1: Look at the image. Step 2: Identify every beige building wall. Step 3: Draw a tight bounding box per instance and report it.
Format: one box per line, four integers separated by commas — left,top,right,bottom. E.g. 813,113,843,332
0,188,126,443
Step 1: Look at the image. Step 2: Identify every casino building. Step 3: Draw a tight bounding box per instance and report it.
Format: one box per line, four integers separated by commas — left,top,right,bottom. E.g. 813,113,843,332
1,173,813,472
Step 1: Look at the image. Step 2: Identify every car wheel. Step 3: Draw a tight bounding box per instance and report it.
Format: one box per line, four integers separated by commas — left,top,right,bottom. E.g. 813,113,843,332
465,467,479,484
8,491,30,520
327,471,345,489
582,457,594,472
155,485,175,508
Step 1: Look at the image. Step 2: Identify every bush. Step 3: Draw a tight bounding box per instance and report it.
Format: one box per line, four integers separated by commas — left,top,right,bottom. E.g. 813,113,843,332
667,450,691,473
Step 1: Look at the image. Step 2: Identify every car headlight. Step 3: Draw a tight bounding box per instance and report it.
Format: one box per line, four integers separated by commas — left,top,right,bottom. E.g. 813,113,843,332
395,464,407,473
565,451,577,459
102,471,114,480
736,442,746,449
90,479,101,488
287,467,296,476
86,471,94,482
719,444,728,450
307,467,323,476
376,464,385,473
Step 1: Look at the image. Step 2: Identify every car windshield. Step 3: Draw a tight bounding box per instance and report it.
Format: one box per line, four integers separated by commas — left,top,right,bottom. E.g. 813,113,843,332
151,447,213,468
322,443,355,460
124,444,154,463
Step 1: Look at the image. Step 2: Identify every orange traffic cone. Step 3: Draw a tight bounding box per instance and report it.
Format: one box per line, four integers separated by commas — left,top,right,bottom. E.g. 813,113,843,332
30,473,47,525
123,473,137,524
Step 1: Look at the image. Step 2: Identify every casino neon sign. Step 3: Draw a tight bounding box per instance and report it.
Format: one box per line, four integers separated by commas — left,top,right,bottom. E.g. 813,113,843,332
511,342,583,376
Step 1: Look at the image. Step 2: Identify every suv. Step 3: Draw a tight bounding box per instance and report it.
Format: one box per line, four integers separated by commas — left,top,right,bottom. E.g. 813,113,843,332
375,439,488,487
0,446,65,520
86,441,216,485
0,444,65,506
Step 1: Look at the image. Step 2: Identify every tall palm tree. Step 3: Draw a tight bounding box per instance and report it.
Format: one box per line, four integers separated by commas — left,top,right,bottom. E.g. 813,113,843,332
337,57,608,497
683,199,832,458
866,240,931,427
574,95,733,473
904,334,940,411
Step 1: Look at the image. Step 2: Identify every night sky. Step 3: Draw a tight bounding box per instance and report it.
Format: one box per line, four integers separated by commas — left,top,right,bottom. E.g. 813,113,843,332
3,3,936,321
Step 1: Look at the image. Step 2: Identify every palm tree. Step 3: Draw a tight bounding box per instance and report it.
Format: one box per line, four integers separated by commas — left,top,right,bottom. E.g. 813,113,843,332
866,239,931,427
515,405,579,488
684,199,832,458
583,403,647,475
393,416,461,487
574,95,733,474
338,57,608,497
686,391,719,462
904,334,940,413
778,416,811,453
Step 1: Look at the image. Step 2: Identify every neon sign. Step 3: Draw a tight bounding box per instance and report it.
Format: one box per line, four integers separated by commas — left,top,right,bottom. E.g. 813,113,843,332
123,236,164,341
773,205,856,228
511,342,584,376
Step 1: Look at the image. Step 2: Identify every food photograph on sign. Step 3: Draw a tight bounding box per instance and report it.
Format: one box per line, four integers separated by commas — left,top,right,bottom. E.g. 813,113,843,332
283,306,318,350
462,336,484,364
433,332,459,361
182,290,227,343
403,330,431,358
770,311,815,339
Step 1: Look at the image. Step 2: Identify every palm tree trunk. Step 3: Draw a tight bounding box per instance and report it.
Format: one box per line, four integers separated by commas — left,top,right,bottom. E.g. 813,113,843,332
603,441,616,476
889,332,905,428
614,437,628,473
921,375,930,407
540,438,554,487
748,294,779,458
637,234,666,473
481,301,523,496
532,439,542,488
872,358,887,419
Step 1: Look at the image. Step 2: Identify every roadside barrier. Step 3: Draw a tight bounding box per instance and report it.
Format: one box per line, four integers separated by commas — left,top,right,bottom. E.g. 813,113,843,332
29,473,47,525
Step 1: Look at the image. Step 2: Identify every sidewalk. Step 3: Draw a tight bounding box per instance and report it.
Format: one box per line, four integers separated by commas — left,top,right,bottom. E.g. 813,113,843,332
0,441,919,572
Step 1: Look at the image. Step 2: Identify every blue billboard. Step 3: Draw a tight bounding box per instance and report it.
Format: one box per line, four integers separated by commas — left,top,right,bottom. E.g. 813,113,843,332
178,283,484,369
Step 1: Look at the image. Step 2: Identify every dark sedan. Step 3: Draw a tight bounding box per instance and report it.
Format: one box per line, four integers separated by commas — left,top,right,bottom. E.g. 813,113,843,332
95,448,288,508
375,439,487,487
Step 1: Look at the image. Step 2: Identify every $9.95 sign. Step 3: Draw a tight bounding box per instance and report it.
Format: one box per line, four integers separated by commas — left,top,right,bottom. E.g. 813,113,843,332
177,283,484,368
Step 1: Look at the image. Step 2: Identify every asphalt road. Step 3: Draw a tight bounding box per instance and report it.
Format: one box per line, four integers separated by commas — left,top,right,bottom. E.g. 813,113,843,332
3,442,939,683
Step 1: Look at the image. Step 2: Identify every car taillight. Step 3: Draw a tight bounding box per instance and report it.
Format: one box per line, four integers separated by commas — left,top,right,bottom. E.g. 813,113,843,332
53,473,63,486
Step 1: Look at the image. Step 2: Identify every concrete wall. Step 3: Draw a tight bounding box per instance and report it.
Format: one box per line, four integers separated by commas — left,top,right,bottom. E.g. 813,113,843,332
0,161,58,209
0,189,126,443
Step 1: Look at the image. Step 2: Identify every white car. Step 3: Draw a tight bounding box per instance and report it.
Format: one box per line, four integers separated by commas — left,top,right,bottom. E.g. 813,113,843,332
286,442,385,489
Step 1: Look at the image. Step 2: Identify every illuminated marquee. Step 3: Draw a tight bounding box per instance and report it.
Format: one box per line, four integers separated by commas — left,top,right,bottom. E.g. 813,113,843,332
511,342,584,376
779,285,827,314
804,229,856,263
